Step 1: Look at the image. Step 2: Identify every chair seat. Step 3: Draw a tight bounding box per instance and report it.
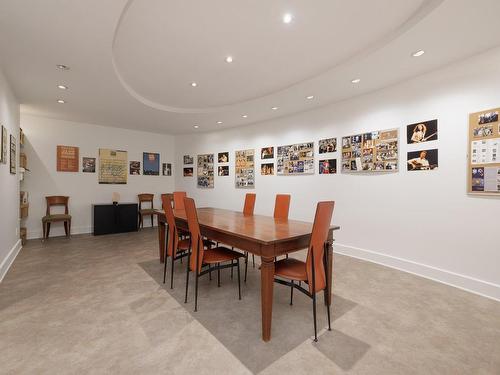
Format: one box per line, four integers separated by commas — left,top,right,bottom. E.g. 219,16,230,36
178,239,190,250
42,214,71,222
139,208,156,215
203,247,243,264
274,258,307,281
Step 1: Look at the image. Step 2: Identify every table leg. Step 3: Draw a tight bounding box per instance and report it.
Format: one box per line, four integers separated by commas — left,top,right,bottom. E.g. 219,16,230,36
261,256,275,342
158,221,165,263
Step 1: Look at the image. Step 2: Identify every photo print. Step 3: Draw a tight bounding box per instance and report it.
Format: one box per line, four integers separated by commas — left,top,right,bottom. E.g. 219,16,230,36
183,167,193,177
261,147,274,159
471,167,484,191
9,135,16,174
407,149,438,171
143,152,160,175
82,157,96,173
218,152,229,163
183,155,194,165
319,138,337,154
261,162,274,175
319,159,337,174
235,149,255,188
342,137,351,149
473,124,494,138
218,165,229,176
162,163,172,176
277,142,314,175
407,119,438,144
478,111,498,125
197,154,214,188
129,161,140,175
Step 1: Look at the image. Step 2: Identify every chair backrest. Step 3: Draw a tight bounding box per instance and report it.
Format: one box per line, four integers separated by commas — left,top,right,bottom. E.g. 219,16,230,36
273,194,291,220
46,196,69,215
161,194,177,257
305,201,335,294
184,197,204,274
243,193,256,216
173,191,187,210
138,193,154,210
161,193,173,203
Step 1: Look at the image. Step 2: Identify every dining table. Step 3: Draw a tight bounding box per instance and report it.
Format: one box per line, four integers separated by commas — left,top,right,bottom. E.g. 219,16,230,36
156,207,340,342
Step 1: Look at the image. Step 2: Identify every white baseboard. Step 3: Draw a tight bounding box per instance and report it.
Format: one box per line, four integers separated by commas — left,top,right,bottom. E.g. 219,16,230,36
334,243,500,302
0,239,22,282
26,224,158,239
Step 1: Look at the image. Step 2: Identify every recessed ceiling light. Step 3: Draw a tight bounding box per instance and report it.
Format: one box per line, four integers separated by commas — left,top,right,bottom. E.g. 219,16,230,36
225,56,233,63
56,64,69,70
191,82,198,87
57,99,66,104
412,50,425,57
217,121,223,124
271,107,278,110
283,13,293,24
306,95,314,100
351,78,361,84
57,84,68,90
242,114,248,118
193,125,199,129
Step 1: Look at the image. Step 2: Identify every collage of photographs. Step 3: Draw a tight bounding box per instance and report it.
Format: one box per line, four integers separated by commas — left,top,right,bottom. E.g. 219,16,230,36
197,154,214,188
235,149,255,188
277,142,314,175
342,129,399,172
405,119,439,171
469,107,500,194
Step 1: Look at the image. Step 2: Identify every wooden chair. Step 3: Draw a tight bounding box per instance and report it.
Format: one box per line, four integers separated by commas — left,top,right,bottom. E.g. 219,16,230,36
42,196,71,239
273,201,335,341
138,193,155,228
173,191,187,210
243,193,256,215
274,194,291,220
183,197,244,312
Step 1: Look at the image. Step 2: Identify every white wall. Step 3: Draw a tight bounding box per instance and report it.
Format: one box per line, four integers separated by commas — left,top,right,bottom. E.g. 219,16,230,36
0,68,20,281
175,47,500,301
21,115,175,239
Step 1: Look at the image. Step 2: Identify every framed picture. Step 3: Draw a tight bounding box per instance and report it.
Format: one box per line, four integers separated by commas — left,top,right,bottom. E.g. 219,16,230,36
183,155,194,165
319,159,337,174
162,163,172,176
407,149,438,171
197,154,214,188
218,152,229,163
57,145,79,172
82,157,96,173
183,167,193,177
143,152,160,175
9,134,16,174
318,138,337,153
218,165,229,176
235,149,255,188
277,142,314,175
99,149,127,184
261,162,274,175
1,125,7,164
406,119,438,144
261,147,274,159
129,161,140,175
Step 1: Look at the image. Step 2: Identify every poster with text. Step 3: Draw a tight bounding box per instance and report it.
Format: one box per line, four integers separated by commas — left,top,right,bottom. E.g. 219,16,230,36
143,152,160,175
99,149,127,184
57,145,79,172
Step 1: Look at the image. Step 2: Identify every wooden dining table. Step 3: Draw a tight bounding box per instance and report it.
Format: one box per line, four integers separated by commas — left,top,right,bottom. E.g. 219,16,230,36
157,207,340,342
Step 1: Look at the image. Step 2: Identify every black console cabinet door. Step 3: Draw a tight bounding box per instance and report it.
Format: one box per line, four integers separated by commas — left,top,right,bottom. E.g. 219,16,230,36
116,204,138,233
93,204,138,235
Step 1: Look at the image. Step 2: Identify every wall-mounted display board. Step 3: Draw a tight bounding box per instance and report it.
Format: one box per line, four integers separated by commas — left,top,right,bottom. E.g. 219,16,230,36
318,138,337,153
184,155,193,165
197,154,214,188
468,107,500,195
406,119,438,144
341,129,399,172
277,142,314,175
218,152,229,163
143,152,160,175
1,125,7,164
56,145,79,172
235,149,255,188
99,148,127,184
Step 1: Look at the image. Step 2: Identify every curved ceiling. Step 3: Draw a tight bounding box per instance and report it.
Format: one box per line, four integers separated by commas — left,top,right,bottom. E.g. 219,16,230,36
112,0,428,111
1,0,500,134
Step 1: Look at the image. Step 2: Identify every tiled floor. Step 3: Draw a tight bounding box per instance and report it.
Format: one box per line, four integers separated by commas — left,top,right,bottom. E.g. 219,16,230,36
1,228,499,374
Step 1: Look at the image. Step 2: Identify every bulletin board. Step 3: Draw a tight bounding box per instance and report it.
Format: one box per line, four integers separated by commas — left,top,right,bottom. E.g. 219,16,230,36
468,107,500,195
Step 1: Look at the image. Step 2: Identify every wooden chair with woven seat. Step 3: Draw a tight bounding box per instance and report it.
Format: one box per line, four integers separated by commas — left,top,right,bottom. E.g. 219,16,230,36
183,197,244,312
138,193,156,228
273,201,335,342
42,196,71,240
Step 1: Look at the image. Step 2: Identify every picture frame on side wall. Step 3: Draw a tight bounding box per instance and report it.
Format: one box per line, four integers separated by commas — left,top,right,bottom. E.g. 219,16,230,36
143,152,160,175
10,134,16,174
1,125,7,164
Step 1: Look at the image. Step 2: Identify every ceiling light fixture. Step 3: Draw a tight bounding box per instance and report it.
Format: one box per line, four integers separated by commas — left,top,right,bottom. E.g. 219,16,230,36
351,78,361,84
306,95,314,100
193,125,199,129
412,50,425,57
225,56,233,63
191,82,198,87
57,99,66,104
283,13,293,24
217,121,223,124
57,85,68,90
271,107,278,110
56,64,69,70
242,114,248,118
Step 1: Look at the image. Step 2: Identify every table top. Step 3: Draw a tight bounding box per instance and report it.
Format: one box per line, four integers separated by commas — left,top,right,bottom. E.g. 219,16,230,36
161,207,339,246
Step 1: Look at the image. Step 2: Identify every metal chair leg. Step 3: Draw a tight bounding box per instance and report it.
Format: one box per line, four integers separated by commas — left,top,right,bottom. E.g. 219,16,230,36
244,252,248,283
194,272,199,312
311,246,318,342
231,259,234,279
170,252,175,289
252,254,255,267
312,290,318,342
217,263,221,287
209,264,212,281
290,280,294,305
184,246,191,303
163,253,168,284
326,293,332,331
237,258,241,300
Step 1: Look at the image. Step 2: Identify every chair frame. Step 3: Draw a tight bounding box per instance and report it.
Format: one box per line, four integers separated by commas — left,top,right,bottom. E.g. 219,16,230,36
42,196,71,240
138,193,155,228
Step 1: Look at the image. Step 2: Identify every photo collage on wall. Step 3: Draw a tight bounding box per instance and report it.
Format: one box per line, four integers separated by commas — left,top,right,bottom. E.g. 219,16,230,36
318,137,337,175
342,129,398,172
218,152,229,176
261,147,275,175
468,107,500,194
197,154,214,188
183,155,194,177
277,142,314,175
406,119,439,171
235,149,255,188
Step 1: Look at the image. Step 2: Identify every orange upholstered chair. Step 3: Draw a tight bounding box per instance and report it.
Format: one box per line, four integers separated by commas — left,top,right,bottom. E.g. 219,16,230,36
273,201,335,341
274,194,291,220
173,191,187,210
243,193,256,215
183,197,244,312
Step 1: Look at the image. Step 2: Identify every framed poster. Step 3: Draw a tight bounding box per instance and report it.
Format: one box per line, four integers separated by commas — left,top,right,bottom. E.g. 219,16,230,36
183,167,193,177
407,149,438,171
319,159,337,174
1,125,7,164
407,119,438,144
261,147,274,159
82,157,96,173
9,134,16,174
277,142,314,175
318,138,337,153
197,154,214,188
341,128,398,172
218,165,229,176
143,152,160,175
57,145,79,172
235,149,255,188
99,148,127,184
183,155,194,165
468,107,500,195
129,161,140,175
261,162,274,175
218,152,229,163
162,163,172,176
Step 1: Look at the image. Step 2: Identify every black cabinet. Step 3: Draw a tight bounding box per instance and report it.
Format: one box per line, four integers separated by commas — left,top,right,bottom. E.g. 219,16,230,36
92,203,138,235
